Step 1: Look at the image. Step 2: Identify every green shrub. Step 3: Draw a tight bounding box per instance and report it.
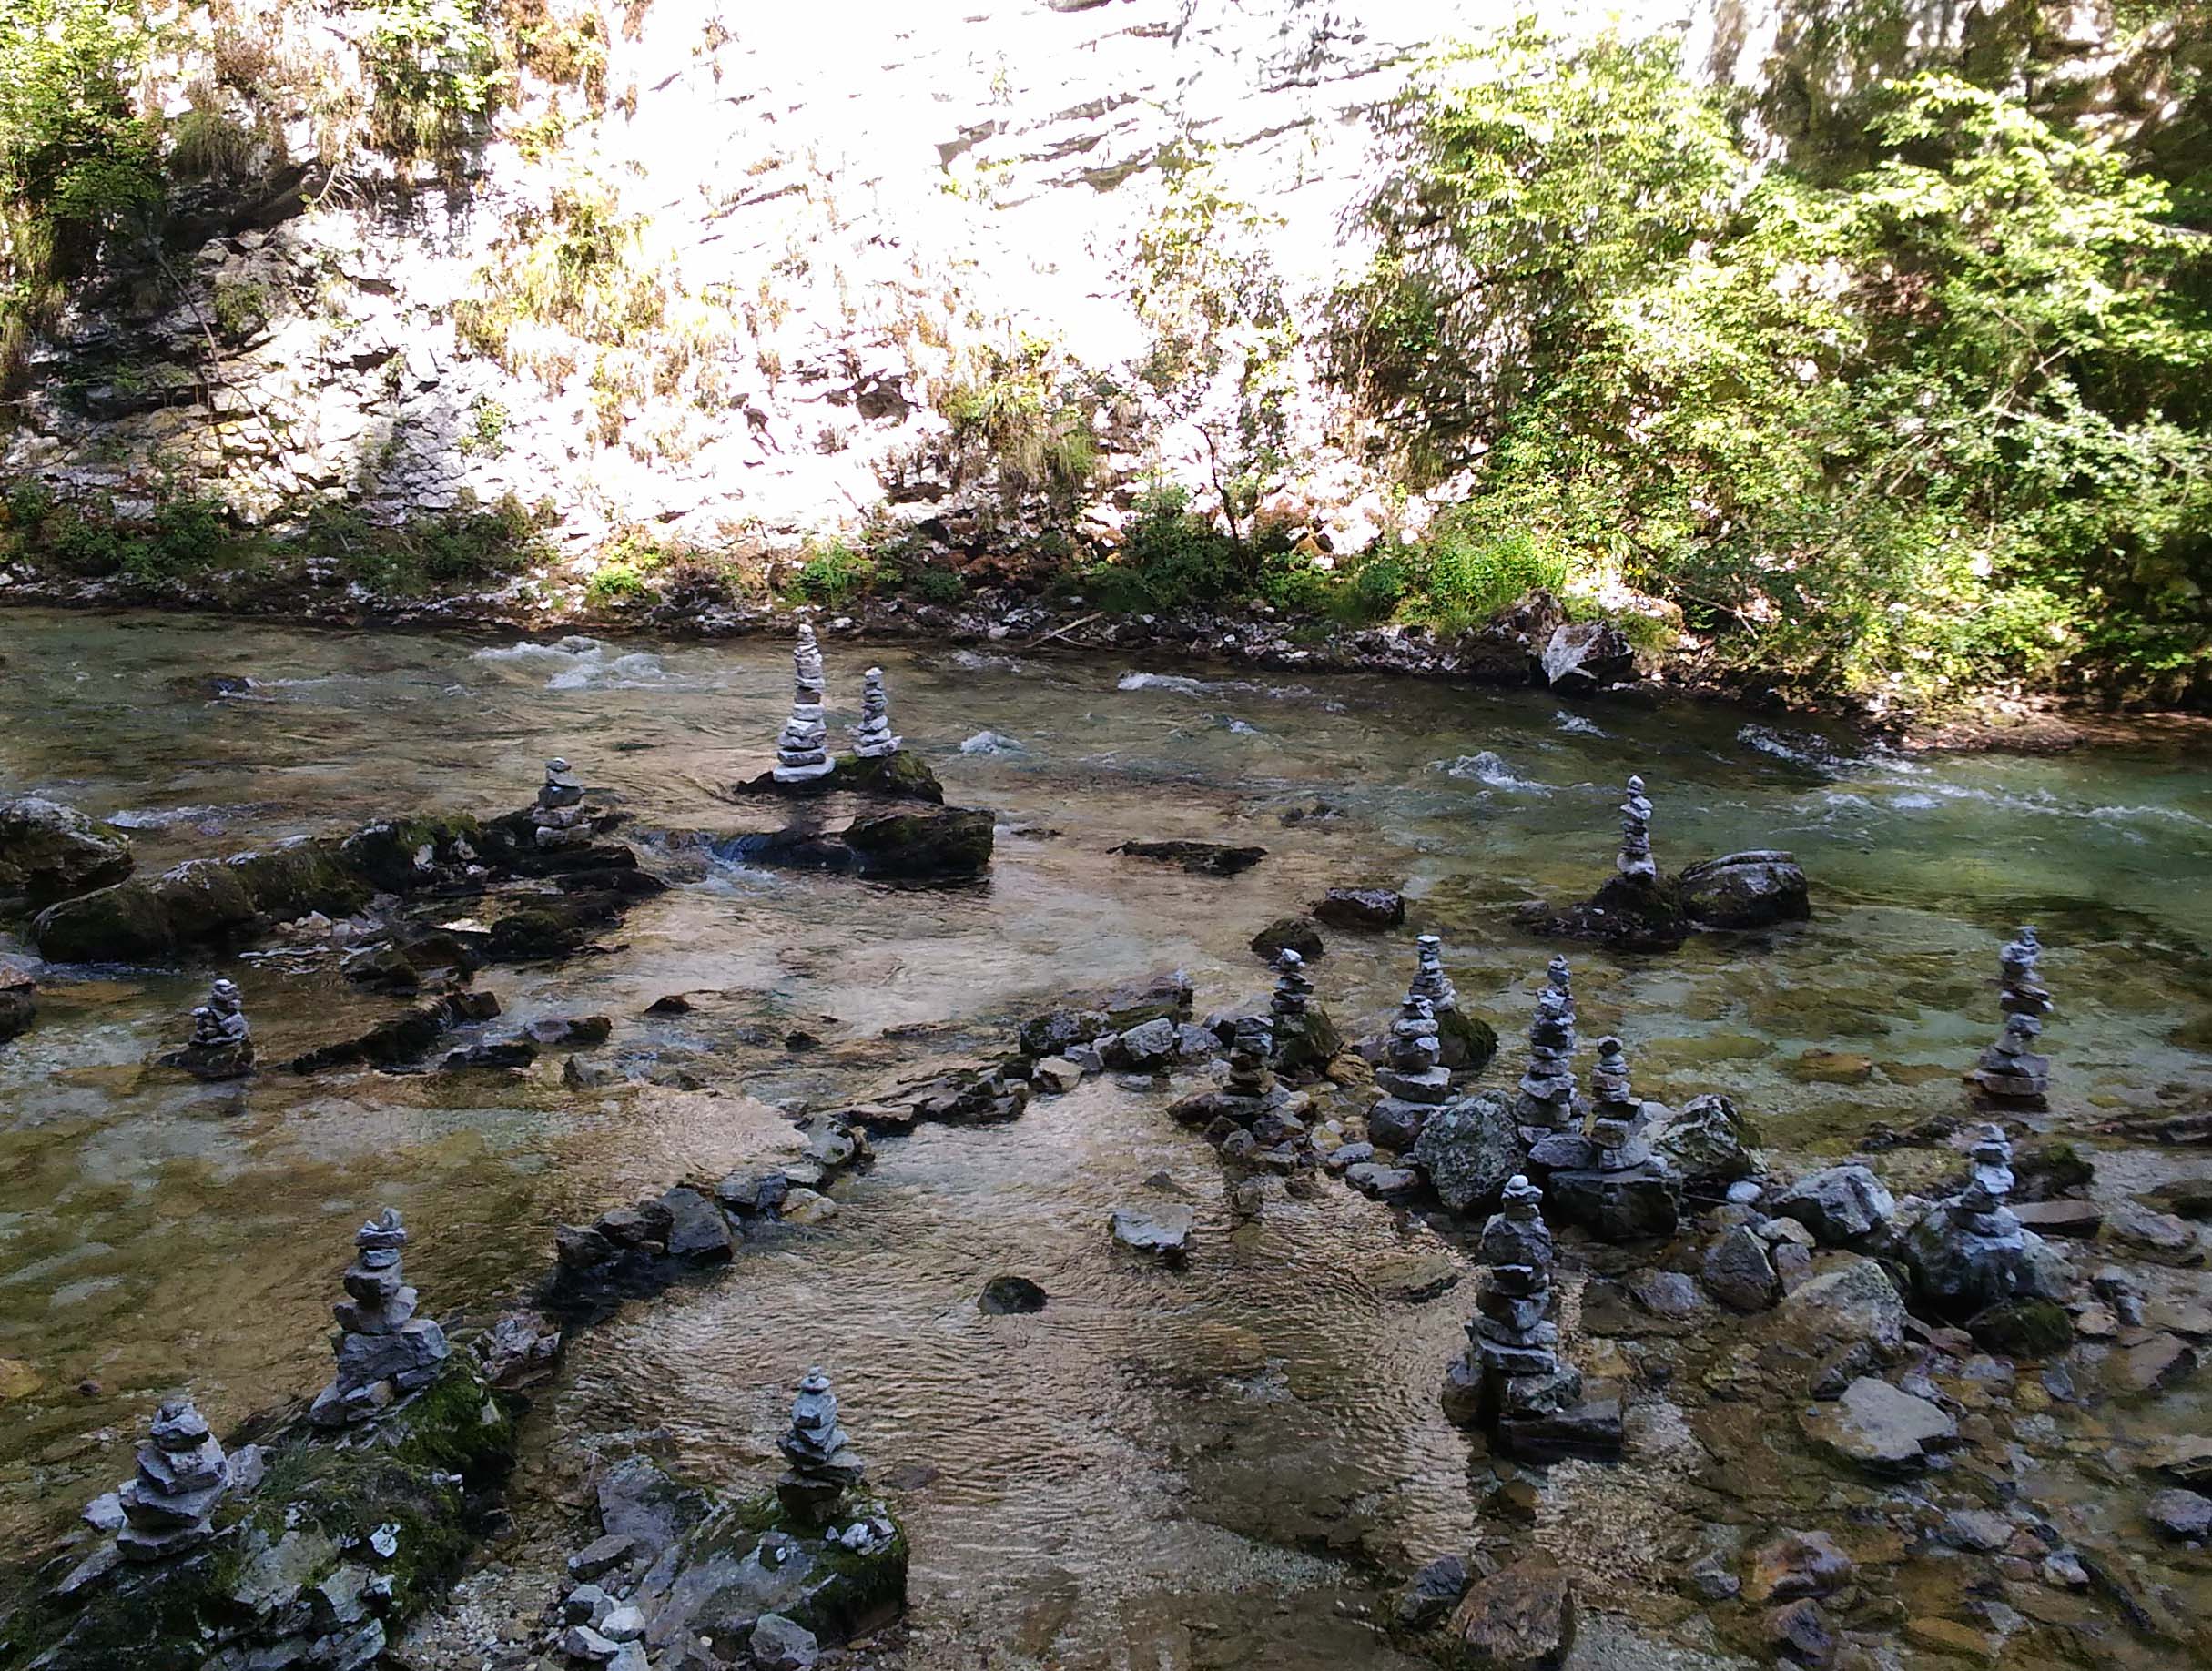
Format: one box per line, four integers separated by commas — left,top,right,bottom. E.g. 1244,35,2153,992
790,539,879,604
585,561,648,603
906,568,966,606
300,493,548,594
1413,512,1571,627
359,0,503,161
1081,485,1247,611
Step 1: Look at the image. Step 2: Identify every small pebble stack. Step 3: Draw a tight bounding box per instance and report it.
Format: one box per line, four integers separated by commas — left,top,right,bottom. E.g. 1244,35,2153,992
116,1397,229,1562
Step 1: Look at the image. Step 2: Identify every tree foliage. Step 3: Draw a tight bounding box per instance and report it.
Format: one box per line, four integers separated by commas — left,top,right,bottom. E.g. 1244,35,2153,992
1329,22,2212,702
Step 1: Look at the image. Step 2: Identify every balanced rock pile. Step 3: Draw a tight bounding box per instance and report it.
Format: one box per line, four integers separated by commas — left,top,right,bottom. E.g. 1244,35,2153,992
1410,934,1493,1069
773,625,834,784
849,667,901,758
161,977,255,1079
533,757,590,850
1547,1036,1682,1240
1369,993,1452,1153
1267,947,1342,1078
1904,1123,2064,1320
1969,925,2053,1107
1514,957,1583,1136
1617,774,1656,880
115,1397,230,1562
777,1368,867,1526
309,1208,452,1426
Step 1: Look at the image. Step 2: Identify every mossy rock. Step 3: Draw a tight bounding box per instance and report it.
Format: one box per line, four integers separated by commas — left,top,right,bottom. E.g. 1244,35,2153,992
1967,1298,2075,1360
2013,1140,2095,1200
1274,1005,1344,1079
335,815,484,892
146,860,259,943
841,808,994,879
1439,1006,1498,1074
226,837,374,921
30,877,177,962
739,751,944,805
0,796,134,909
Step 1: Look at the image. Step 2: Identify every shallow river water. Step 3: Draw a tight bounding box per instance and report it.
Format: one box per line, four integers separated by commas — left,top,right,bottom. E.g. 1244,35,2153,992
1,608,2209,1668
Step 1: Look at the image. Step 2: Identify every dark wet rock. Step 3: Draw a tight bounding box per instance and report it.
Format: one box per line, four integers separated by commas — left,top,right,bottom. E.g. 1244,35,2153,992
1647,1093,1760,1190
1249,915,1324,961
2148,1488,2212,1540
2013,1139,2095,1199
1346,1161,1422,1202
735,747,944,805
1104,1016,1181,1071
1703,1225,1780,1312
1967,1297,2073,1358
1445,1556,1576,1668
0,795,134,909
1743,1530,1853,1604
1394,1553,1470,1631
528,1014,613,1046
1109,1204,1193,1263
1408,1092,1524,1216
1111,839,1266,876
1772,1165,1895,1247
0,965,34,1042
441,1038,537,1071
1520,870,1688,953
1766,1597,1836,1666
290,990,502,1073
733,807,995,879
750,1612,821,1670
1018,970,1193,1058
2010,1199,2102,1238
1540,621,1634,693
646,993,695,1015
1769,1257,1909,1358
475,1307,563,1391
979,1276,1047,1314
1677,849,1811,929
1801,1375,1958,1474
1546,1165,1679,1241
1456,590,1564,684
716,1169,792,1217
662,1188,735,1264
1313,886,1405,929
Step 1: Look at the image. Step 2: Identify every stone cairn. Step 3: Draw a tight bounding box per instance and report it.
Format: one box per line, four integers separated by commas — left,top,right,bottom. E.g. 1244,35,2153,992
309,1208,452,1427
1223,1014,1278,1105
1370,993,1452,1153
776,1367,867,1525
1408,934,1475,1068
1970,925,2052,1105
165,977,256,1079
773,624,834,784
1617,775,1656,880
533,756,590,850
1513,957,1582,1134
1587,1037,1645,1163
849,666,902,758
115,1396,229,1562
1271,947,1315,1027
1905,1122,2049,1316
1547,1035,1682,1239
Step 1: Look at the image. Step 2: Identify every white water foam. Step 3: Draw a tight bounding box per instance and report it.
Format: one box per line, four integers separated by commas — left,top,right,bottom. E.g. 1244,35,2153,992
1433,751,1551,794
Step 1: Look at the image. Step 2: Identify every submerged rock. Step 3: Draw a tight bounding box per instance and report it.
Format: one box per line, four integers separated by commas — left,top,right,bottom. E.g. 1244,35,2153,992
1801,1376,1958,1474
1111,839,1266,876
978,1276,1047,1314
0,964,34,1042
1109,1204,1194,1262
736,807,995,879
1313,886,1405,929
1445,1556,1577,1667
0,795,134,909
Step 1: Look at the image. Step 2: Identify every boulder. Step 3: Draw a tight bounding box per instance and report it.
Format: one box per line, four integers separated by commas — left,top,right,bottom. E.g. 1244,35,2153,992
1744,1530,1853,1604
979,1277,1047,1315
1408,1093,1524,1216
1539,622,1635,694
1018,971,1192,1057
1109,1205,1193,1263
1445,1557,1576,1668
749,1613,820,1670
660,1189,734,1265
841,808,994,879
1678,850,1811,929
1769,1256,1908,1358
1394,1554,1469,1631
1772,1165,1895,1247
1801,1376,1957,1474
1456,591,1564,684
2146,1488,2212,1541
1647,1093,1761,1189
0,796,133,908
735,749,943,805
1249,916,1324,962
1312,886,1405,929
1704,1225,1780,1312
1545,1166,1681,1240
1111,840,1266,876
1104,1017,1181,1071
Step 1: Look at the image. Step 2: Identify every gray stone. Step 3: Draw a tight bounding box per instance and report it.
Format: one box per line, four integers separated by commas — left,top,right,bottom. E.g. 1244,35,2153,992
0,795,134,907
1110,1204,1193,1262
661,1188,735,1264
1395,1554,1470,1630
1540,621,1634,692
1408,1091,1524,1216
1446,1556,1577,1666
1801,1376,1957,1474
1677,850,1811,928
749,1612,820,1670
2147,1488,2212,1542
1106,1017,1180,1071
1773,1165,1895,1246
1771,1257,1908,1357
1647,1093,1760,1187
567,1532,639,1581
1703,1225,1780,1312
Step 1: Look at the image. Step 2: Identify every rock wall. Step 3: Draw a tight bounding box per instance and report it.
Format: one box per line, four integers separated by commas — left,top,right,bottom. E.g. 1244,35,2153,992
3,0,2199,586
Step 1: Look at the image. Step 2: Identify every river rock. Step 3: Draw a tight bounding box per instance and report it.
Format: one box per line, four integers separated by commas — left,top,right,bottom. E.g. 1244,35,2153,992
1446,1556,1576,1668
1540,621,1634,694
661,1188,734,1264
979,1276,1047,1314
1019,971,1192,1057
1110,1204,1192,1263
1313,886,1405,929
2147,1488,2212,1540
1744,1530,1853,1603
1678,850,1811,929
1801,1376,1958,1474
1704,1225,1781,1312
1111,839,1265,876
1770,1257,1908,1358
0,966,36,1042
1104,1017,1180,1070
2145,1434,2212,1486
750,1613,821,1670
0,796,134,908
1773,1165,1895,1247
1249,916,1324,961
1408,1092,1524,1216
1647,1093,1760,1188
1394,1553,1470,1630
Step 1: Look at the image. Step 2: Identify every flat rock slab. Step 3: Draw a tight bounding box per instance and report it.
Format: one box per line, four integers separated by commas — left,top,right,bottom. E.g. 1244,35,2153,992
1446,1556,1576,1669
1111,840,1266,876
1109,1205,1193,1262
2010,1199,2103,1238
1801,1376,1957,1474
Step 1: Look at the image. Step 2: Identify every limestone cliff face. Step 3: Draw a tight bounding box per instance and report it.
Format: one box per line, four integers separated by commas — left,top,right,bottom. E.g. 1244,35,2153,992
2,0,2198,585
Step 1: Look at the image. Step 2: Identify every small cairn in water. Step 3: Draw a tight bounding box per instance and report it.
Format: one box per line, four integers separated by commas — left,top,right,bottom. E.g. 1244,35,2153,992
163,977,255,1079
773,624,835,784
1969,926,2053,1107
532,756,590,849
776,1367,868,1526
1265,946,1343,1079
1223,1014,1279,1106
1617,775,1656,880
1408,934,1488,1069
1904,1122,2059,1320
1369,994,1453,1154
114,1396,229,1562
1272,947,1314,1023
309,1208,452,1427
849,667,902,758
1513,957,1583,1136
1546,1036,1682,1239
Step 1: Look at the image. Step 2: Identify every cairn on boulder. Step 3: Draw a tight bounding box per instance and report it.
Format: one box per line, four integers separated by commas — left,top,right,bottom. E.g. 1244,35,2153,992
773,625,834,784
1513,957,1583,1137
1443,1176,1622,1461
1409,934,1490,1069
776,1368,868,1526
1969,926,2052,1107
1617,775,1656,880
533,757,590,850
309,1208,452,1427
1546,1037,1682,1239
114,1397,229,1562
1904,1124,2062,1319
1268,947,1342,1079
1370,994,1453,1153
849,667,902,758
162,977,255,1079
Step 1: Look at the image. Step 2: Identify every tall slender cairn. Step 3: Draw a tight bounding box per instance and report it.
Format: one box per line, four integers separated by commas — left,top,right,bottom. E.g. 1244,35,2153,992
849,667,902,758
1513,957,1582,1134
776,1367,868,1526
1547,1035,1683,1239
114,1396,229,1562
1271,947,1314,1022
1369,993,1453,1153
774,624,835,784
1265,946,1343,1079
309,1208,452,1427
1969,926,2052,1106
533,755,590,849
162,976,255,1079
1617,774,1655,880
1408,934,1490,1069
1224,1014,1278,1103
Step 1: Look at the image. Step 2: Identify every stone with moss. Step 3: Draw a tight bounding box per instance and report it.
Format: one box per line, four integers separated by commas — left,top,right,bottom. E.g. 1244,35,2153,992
736,748,944,805
0,796,134,910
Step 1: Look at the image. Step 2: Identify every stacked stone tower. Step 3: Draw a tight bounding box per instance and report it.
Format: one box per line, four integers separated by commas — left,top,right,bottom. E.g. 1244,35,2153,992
849,667,901,758
115,1397,230,1562
1970,926,2053,1106
773,625,834,784
1513,957,1582,1133
309,1208,452,1427
776,1367,868,1525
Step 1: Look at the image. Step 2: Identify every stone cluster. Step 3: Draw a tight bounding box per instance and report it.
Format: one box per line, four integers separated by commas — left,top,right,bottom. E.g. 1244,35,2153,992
849,666,902,758
1617,774,1655,880
776,1368,867,1525
309,1208,452,1427
1970,926,2052,1105
115,1397,229,1562
533,756,590,850
165,977,256,1079
1547,1036,1683,1240
1904,1123,2059,1317
1513,957,1582,1133
1369,993,1453,1153
773,625,834,783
